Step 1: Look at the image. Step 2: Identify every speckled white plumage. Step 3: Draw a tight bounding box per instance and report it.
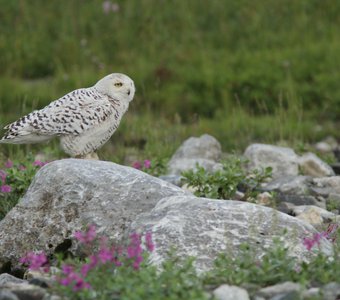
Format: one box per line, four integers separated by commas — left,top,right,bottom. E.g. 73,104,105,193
0,73,135,158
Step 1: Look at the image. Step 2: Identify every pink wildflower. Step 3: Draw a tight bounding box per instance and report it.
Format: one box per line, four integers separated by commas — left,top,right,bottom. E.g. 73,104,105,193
4,160,13,168
127,233,143,269
144,160,151,169
303,231,328,251
73,278,91,291
102,1,119,14
80,264,92,277
33,160,47,167
145,232,154,252
19,165,27,171
132,161,142,170
0,170,6,183
20,252,49,272
0,185,11,193
59,265,91,291
98,246,113,264
74,224,97,244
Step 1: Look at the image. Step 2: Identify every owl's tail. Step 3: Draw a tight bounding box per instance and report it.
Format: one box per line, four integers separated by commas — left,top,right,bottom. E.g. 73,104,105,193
0,131,53,144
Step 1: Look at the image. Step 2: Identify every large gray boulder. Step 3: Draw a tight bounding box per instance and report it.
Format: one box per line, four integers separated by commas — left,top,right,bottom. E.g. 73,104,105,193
244,144,299,179
130,196,332,273
0,159,187,272
168,134,222,175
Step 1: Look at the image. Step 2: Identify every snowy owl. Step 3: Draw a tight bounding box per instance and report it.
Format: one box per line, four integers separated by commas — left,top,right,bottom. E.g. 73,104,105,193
0,73,135,159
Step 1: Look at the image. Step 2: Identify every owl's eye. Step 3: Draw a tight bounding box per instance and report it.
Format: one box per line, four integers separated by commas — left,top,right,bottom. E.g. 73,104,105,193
114,82,123,87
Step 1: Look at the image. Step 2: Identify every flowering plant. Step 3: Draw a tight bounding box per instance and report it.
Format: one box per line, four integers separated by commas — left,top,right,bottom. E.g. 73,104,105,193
0,158,49,220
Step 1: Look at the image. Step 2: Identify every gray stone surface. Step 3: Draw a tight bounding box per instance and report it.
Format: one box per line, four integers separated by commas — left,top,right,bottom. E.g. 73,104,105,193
321,282,340,300
213,284,250,300
312,176,340,194
293,205,336,226
244,144,299,179
0,283,46,300
262,176,311,195
0,290,19,300
167,134,222,175
276,194,324,208
298,152,335,177
130,196,333,273
0,274,25,286
256,282,302,298
0,159,188,272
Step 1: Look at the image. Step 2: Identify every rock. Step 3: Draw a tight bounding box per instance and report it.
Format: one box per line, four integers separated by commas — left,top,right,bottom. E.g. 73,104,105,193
298,152,335,177
168,158,223,175
315,142,333,153
0,274,25,286
315,136,338,153
269,291,301,300
130,196,333,273
262,176,311,195
158,175,183,186
244,144,299,179
255,192,273,206
276,194,325,209
167,134,222,175
0,291,19,300
276,202,296,215
0,159,188,272
330,163,340,175
301,287,320,299
320,282,340,300
256,282,302,298
312,177,340,194
0,283,46,300
213,284,250,300
170,134,222,161
293,205,336,226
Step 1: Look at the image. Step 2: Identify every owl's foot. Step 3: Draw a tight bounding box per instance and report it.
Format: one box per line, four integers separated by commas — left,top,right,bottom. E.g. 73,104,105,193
75,152,99,160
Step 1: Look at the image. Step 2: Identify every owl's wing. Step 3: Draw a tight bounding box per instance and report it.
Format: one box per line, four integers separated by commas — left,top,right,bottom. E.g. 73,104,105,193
4,88,117,137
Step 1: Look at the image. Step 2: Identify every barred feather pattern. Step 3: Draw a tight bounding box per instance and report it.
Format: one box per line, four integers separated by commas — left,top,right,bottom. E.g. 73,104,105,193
0,73,135,157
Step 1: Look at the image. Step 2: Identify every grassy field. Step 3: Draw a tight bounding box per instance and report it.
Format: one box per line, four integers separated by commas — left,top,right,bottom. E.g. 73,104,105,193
0,0,340,163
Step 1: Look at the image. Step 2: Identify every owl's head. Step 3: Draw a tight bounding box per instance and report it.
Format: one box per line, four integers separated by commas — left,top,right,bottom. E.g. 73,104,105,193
95,73,135,102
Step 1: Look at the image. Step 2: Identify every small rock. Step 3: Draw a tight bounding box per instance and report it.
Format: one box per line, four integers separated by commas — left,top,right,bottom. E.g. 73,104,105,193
213,284,250,300
0,274,25,286
320,282,340,300
170,134,222,161
293,205,336,226
168,158,223,175
312,177,340,194
167,134,222,175
301,287,320,299
0,291,19,300
256,192,273,206
263,176,311,195
298,152,335,177
256,282,302,298
0,283,46,300
244,144,299,179
276,194,325,209
276,202,296,215
270,290,301,300
234,190,246,201
158,175,183,186
315,142,333,153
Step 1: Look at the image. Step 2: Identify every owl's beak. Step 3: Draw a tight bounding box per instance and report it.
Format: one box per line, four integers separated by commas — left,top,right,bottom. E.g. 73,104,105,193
127,90,131,96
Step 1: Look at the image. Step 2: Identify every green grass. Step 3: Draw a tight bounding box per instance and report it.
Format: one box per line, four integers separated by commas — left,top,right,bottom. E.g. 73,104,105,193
1,0,340,163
